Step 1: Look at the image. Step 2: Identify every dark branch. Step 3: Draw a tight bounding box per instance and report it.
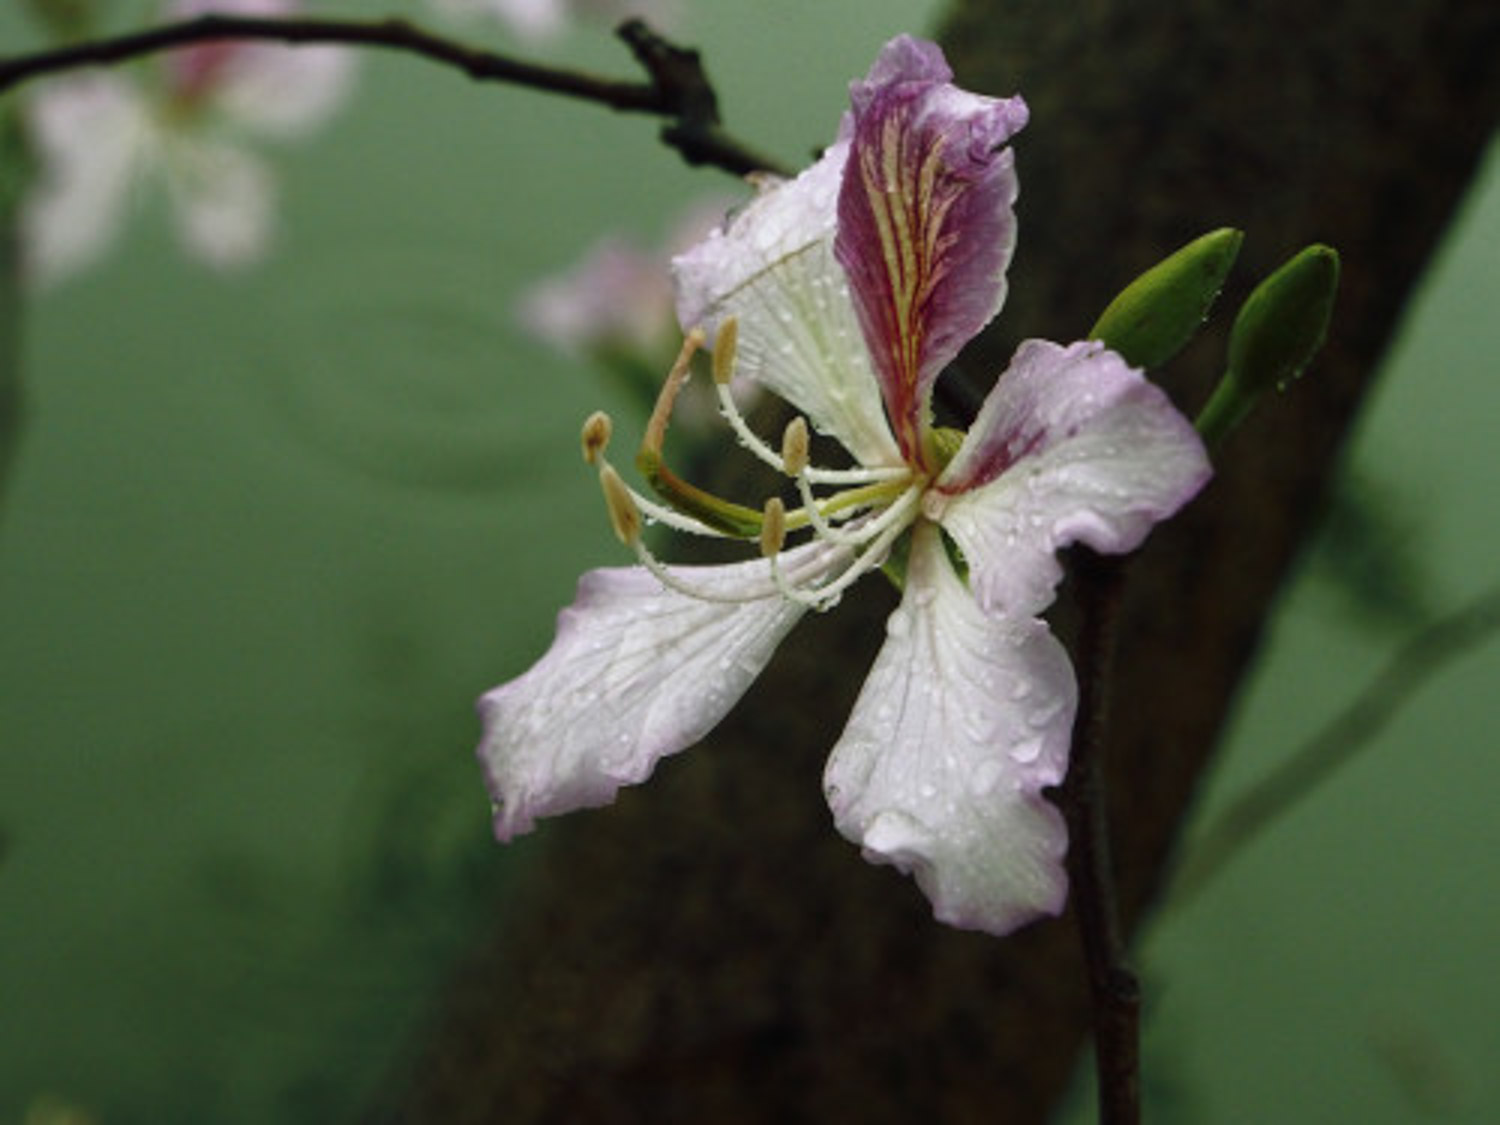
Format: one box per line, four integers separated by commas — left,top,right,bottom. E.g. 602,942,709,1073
0,13,789,177
1061,551,1140,1125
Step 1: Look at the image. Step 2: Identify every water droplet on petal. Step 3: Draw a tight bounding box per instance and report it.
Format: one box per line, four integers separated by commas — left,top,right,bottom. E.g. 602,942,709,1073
886,610,911,639
1010,737,1044,764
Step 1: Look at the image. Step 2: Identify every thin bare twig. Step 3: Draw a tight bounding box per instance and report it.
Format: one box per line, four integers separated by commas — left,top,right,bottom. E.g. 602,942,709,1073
1172,581,1500,903
0,14,789,177
1061,550,1141,1125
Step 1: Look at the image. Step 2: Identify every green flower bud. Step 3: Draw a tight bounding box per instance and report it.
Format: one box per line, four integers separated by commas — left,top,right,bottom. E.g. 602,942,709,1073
1227,243,1340,392
1089,227,1244,369
1197,244,1340,447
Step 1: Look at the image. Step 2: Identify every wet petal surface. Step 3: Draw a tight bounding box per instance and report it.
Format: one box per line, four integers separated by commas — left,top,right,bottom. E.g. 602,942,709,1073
479,541,846,840
823,524,1075,935
938,339,1211,616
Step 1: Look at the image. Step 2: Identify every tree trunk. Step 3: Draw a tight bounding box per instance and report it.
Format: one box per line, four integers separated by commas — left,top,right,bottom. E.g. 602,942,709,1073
368,1,1500,1121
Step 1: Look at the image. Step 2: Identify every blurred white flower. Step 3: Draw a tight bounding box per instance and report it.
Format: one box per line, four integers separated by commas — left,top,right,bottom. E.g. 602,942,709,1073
428,0,680,43
21,0,355,286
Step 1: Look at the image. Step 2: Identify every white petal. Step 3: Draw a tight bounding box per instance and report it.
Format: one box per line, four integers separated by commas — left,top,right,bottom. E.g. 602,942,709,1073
478,541,846,840
937,339,1212,616
823,524,1075,935
163,138,275,269
214,43,356,139
672,144,901,468
164,0,355,135
21,75,152,287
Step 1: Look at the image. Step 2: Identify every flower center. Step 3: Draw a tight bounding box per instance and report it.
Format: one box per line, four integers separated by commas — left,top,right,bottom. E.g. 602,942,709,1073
580,321,931,610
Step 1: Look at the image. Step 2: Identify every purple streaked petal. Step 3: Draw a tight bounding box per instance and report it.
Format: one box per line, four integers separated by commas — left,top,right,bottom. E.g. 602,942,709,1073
823,524,1074,936
478,540,847,840
936,339,1212,616
835,36,1028,469
672,146,902,468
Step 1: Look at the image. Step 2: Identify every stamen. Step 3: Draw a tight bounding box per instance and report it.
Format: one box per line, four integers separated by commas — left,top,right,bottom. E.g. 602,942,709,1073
713,378,909,486
773,485,923,610
793,473,869,546
711,317,739,386
782,472,915,541
759,497,787,558
580,411,612,465
630,538,779,605
781,417,810,478
598,464,642,547
621,479,738,538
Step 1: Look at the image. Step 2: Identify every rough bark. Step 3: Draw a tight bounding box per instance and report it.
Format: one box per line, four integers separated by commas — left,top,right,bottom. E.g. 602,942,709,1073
368,1,1500,1121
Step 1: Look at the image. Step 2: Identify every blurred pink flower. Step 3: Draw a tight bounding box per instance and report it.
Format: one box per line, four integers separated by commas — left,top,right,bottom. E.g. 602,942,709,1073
517,197,732,361
22,0,355,285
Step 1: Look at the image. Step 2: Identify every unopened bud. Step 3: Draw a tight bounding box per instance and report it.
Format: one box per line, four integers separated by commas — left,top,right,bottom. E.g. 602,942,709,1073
1090,228,1244,369
759,496,787,558
712,317,740,386
1197,243,1340,447
781,416,810,477
580,411,613,464
598,464,642,546
1227,243,1340,394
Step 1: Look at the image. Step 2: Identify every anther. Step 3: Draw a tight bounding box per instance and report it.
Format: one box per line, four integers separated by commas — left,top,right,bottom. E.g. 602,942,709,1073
580,411,613,465
759,496,787,558
599,464,642,546
781,416,810,478
711,317,740,386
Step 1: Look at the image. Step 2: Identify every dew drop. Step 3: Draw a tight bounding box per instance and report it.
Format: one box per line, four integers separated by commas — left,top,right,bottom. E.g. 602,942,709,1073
1010,680,1033,702
1010,736,1044,764
886,610,911,639
918,782,938,800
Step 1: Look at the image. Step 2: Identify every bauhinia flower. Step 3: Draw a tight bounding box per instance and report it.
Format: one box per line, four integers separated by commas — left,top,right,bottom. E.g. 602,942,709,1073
477,36,1212,935
22,0,355,286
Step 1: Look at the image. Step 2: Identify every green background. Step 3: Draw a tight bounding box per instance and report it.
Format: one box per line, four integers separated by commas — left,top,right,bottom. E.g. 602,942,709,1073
1,1,1496,1120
